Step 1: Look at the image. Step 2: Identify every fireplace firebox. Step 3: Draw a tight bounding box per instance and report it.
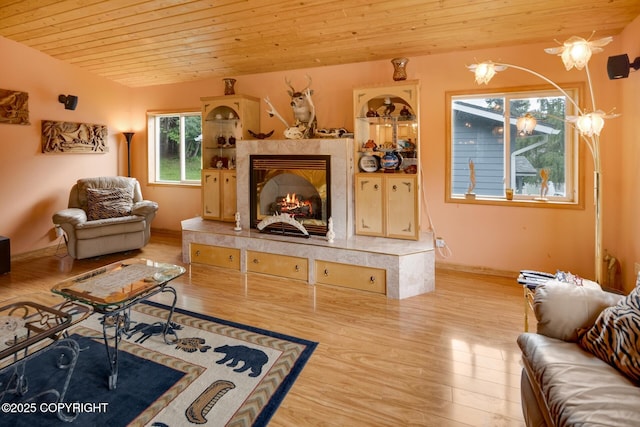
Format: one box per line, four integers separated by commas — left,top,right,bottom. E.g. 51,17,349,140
250,155,331,236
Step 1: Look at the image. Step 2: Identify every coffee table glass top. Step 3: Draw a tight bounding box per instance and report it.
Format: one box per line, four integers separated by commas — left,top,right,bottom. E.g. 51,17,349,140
51,258,186,309
0,293,92,361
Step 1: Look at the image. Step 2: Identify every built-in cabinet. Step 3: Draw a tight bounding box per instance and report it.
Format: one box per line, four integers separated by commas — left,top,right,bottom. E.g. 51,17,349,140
355,174,418,239
353,80,420,240
201,94,259,221
202,169,237,222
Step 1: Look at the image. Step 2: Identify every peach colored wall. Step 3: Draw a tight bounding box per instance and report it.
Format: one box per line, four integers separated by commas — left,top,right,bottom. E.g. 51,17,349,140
0,37,129,255
617,14,640,291
2,19,638,284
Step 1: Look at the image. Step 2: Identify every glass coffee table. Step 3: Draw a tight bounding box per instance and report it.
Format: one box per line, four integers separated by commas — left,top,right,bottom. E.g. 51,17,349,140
51,258,186,390
0,293,92,421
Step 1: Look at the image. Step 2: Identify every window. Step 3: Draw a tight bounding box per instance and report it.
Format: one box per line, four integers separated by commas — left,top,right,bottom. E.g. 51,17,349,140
446,85,582,206
147,111,202,184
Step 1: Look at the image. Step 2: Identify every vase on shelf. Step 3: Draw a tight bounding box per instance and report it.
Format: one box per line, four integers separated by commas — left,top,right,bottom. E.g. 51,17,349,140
391,57,409,81
223,78,236,95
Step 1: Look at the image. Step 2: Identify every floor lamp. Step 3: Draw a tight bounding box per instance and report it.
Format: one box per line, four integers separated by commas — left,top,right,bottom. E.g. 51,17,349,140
468,35,619,284
123,132,135,177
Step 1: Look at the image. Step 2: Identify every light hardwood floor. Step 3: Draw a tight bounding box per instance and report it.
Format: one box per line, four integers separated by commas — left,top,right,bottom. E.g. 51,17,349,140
0,231,526,426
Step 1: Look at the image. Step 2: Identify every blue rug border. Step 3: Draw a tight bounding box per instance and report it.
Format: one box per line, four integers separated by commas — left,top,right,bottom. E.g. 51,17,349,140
142,300,318,426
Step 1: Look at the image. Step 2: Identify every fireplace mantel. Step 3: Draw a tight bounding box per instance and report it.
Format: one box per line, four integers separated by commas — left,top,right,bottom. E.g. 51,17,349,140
183,137,435,299
236,138,354,240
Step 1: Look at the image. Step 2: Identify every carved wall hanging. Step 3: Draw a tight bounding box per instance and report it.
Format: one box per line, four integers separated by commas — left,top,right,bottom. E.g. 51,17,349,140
0,89,30,125
41,120,108,153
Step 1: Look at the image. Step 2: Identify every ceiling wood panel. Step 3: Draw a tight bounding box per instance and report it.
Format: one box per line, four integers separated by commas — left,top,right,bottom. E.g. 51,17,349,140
1,0,638,87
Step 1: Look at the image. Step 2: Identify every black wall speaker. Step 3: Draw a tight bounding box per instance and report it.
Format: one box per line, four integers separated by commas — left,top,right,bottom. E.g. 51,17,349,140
607,54,630,79
58,94,78,110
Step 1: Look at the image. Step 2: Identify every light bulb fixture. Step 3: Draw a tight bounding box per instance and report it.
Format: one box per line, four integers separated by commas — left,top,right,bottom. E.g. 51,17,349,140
58,94,78,110
607,54,640,79
516,113,537,135
467,34,620,285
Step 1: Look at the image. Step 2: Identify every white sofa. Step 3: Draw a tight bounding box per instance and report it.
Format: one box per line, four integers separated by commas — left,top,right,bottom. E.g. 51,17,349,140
518,280,640,426
52,176,158,259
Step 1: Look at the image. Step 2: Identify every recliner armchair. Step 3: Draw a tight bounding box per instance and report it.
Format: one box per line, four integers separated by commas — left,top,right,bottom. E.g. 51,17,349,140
53,176,158,259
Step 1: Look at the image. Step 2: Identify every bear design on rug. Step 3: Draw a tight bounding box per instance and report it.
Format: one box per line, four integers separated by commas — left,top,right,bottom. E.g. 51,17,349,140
214,344,268,377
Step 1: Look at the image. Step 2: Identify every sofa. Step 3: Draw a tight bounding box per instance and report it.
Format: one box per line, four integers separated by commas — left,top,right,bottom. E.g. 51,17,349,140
519,279,640,426
52,176,158,259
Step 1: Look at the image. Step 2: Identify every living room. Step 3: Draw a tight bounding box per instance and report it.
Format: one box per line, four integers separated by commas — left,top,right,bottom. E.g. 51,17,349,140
1,7,639,291
1,2,640,425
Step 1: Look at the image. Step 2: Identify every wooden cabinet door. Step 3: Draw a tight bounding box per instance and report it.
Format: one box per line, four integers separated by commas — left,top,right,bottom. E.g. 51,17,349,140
221,170,237,222
386,175,418,239
202,169,221,219
355,174,384,236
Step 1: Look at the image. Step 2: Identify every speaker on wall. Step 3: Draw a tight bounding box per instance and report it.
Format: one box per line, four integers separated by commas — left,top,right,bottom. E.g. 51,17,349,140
58,94,78,110
607,54,640,80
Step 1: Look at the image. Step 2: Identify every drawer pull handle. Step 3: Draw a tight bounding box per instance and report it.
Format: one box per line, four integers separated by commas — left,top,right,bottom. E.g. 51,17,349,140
195,250,200,257
324,269,329,276
253,258,259,264
392,185,397,192
228,255,234,261
295,264,300,272
370,276,376,284
225,178,229,183
373,184,379,190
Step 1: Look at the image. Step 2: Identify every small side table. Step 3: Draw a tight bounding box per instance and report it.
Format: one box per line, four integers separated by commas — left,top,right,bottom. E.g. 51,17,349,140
0,236,9,274
517,270,555,332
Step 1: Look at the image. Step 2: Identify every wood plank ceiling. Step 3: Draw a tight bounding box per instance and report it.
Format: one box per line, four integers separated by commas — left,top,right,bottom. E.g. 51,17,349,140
1,0,639,88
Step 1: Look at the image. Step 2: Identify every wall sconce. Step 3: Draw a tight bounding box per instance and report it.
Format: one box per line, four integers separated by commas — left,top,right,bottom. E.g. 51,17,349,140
58,94,78,110
607,54,640,79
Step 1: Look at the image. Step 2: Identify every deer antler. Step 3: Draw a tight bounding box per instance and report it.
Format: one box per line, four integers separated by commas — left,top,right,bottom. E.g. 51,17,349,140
301,74,312,93
264,96,290,128
284,77,296,94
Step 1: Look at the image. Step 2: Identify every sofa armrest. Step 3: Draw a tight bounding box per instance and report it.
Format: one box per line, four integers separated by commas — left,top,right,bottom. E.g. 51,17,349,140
132,200,158,216
534,280,623,341
52,208,87,227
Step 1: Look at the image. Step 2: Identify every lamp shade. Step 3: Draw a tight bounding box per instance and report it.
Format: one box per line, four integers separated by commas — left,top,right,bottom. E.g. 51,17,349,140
516,113,537,135
576,112,605,137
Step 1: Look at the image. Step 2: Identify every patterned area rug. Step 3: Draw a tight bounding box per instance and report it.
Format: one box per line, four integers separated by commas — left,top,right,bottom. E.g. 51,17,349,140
0,301,317,426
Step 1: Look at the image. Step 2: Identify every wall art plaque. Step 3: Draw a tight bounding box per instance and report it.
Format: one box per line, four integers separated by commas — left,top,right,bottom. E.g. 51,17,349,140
0,89,30,125
41,120,108,153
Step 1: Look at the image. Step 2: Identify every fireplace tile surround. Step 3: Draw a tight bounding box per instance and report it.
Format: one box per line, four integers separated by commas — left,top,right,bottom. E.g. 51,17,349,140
182,138,435,299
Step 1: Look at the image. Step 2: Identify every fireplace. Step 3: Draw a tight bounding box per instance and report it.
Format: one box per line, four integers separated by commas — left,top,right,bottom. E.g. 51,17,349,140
250,155,331,236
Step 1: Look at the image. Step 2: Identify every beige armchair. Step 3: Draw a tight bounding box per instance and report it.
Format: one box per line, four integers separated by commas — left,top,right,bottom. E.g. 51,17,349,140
52,176,158,259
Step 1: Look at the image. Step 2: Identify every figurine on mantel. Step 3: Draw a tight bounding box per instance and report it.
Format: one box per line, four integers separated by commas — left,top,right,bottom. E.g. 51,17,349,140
264,75,317,139
326,217,335,243
234,212,242,231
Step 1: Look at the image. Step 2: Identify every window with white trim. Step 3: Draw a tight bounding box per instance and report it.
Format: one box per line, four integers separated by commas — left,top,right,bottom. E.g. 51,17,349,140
147,111,202,184
446,86,581,205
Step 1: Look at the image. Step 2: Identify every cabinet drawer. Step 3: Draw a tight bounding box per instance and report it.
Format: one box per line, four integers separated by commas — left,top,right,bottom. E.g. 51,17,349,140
191,243,240,270
246,250,308,281
315,260,386,294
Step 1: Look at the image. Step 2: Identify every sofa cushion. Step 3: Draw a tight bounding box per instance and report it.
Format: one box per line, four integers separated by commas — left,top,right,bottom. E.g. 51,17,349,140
518,333,640,426
86,187,133,221
534,280,621,342
577,286,640,382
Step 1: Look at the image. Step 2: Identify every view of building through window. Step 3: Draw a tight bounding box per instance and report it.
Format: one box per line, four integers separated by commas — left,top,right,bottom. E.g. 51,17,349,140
448,87,578,203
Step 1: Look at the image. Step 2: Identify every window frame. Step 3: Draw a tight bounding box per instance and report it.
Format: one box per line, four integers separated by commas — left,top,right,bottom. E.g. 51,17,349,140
445,83,585,209
147,109,202,186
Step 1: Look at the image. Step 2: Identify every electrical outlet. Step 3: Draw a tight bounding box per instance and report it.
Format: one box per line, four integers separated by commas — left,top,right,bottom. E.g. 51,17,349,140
436,238,446,248
635,262,640,278
55,225,63,237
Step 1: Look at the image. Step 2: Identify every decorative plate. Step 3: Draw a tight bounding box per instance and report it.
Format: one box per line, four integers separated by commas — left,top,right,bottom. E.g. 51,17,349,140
359,155,379,172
